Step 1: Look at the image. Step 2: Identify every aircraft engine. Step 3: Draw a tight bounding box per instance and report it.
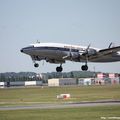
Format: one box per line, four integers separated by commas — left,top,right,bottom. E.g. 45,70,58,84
87,49,97,56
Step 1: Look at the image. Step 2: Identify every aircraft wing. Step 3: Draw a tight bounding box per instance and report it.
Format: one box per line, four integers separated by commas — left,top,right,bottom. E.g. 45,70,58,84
81,46,120,62
98,46,120,54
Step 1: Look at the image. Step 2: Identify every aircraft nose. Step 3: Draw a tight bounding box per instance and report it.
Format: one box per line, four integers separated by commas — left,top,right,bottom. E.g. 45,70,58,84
20,48,24,53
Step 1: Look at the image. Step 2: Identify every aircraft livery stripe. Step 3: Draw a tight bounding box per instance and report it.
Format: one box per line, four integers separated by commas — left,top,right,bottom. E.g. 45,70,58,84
29,47,79,52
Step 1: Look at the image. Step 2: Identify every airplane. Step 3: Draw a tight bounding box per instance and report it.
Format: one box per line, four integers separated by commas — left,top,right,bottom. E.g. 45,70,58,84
20,42,120,72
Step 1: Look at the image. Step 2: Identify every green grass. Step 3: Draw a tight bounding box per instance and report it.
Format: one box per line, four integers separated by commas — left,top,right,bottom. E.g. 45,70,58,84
0,85,120,120
0,106,120,120
0,85,120,106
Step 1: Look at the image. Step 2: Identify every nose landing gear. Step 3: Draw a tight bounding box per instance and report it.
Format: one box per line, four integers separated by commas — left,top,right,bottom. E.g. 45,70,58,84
34,63,39,68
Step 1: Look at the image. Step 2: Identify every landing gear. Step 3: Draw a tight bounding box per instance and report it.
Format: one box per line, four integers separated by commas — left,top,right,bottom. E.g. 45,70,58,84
56,65,63,72
34,63,39,68
81,64,88,71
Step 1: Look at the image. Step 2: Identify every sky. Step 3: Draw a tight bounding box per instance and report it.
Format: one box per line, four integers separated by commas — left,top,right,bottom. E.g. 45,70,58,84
0,0,120,73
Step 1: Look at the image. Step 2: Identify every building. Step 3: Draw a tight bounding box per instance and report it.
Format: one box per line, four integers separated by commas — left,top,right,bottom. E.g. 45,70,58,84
95,73,120,85
78,78,94,85
0,81,42,87
48,78,77,86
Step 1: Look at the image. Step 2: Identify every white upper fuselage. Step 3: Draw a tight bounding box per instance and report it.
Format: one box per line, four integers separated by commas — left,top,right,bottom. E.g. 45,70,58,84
26,42,99,55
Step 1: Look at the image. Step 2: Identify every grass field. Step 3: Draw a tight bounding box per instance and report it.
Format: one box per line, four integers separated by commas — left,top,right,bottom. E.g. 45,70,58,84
0,85,120,120
0,85,120,106
0,106,120,120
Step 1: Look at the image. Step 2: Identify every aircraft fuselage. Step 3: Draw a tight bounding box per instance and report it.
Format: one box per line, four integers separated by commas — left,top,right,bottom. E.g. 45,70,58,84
21,42,120,72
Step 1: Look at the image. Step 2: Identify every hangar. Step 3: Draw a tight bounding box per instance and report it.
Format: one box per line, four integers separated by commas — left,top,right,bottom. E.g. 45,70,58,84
0,81,42,87
48,78,77,86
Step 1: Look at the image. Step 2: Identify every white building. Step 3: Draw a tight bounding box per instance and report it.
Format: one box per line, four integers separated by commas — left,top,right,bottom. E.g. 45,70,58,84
78,78,94,85
48,78,77,86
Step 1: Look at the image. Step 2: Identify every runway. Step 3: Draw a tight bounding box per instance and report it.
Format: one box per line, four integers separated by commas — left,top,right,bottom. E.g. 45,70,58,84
0,100,120,110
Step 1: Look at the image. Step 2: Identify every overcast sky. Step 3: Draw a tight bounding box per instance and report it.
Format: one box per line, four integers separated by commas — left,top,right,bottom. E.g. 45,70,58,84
0,0,120,73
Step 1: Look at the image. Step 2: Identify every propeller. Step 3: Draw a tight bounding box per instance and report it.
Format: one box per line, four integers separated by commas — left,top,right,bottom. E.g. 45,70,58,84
63,46,73,60
82,44,91,56
81,44,91,66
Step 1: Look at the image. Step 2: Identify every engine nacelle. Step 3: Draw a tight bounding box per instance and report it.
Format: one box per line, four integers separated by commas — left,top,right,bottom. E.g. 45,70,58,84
81,48,97,56
87,49,97,55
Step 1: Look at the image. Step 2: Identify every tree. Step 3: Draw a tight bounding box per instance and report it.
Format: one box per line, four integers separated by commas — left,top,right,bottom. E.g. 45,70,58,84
70,72,74,78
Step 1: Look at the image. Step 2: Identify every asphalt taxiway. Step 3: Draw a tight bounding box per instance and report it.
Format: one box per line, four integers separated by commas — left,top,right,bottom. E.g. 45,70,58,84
0,100,120,110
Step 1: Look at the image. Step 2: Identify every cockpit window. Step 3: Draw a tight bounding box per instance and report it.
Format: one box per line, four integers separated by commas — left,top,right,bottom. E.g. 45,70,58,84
28,45,34,48
26,45,34,49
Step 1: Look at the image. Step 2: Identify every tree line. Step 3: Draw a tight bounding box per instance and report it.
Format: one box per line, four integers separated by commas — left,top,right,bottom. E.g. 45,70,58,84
0,71,97,82
0,71,119,83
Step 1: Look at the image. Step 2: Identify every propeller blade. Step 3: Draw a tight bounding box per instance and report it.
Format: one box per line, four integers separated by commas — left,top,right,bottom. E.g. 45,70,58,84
86,44,91,52
63,46,73,60
63,55,69,59
82,44,91,55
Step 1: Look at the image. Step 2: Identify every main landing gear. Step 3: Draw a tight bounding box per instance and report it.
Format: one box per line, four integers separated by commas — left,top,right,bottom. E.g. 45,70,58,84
56,65,63,72
56,64,88,72
33,62,88,72
81,64,88,71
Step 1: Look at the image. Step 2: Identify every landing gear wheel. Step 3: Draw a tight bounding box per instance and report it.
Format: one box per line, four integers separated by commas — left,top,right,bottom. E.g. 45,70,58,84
34,63,39,68
56,66,63,72
81,65,88,71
